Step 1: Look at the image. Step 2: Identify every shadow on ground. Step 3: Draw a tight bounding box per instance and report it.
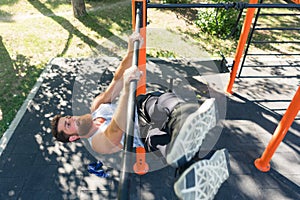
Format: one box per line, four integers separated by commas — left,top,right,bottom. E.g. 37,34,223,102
0,58,299,199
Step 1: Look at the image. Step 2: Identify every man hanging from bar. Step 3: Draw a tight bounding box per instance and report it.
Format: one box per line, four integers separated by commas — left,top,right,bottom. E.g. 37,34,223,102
50,32,230,200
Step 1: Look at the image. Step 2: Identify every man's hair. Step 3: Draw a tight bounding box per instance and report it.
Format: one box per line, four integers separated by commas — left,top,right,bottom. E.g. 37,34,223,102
51,115,70,143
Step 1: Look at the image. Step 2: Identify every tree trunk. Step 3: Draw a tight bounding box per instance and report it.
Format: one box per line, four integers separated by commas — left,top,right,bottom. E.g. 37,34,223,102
71,0,87,18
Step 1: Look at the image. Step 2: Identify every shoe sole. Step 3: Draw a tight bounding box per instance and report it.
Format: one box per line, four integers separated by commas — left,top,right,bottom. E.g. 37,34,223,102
174,149,230,200
166,98,217,168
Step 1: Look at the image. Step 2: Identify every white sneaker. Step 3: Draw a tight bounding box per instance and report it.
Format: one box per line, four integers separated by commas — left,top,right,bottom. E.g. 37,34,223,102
174,149,230,200
166,98,217,168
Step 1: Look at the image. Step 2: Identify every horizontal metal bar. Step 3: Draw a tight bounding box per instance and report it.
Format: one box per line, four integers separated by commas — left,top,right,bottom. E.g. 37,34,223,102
251,40,300,44
260,13,300,16
254,27,300,31
242,64,300,67
147,3,300,9
148,3,228,8
247,53,300,56
253,99,292,102
271,108,290,111
238,75,300,78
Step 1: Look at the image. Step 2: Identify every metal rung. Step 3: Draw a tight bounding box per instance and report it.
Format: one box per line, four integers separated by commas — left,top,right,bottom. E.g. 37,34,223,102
254,27,300,31
147,3,300,9
271,108,290,112
260,13,300,16
238,75,300,78
253,99,292,103
252,40,300,44
247,53,300,56
243,65,300,68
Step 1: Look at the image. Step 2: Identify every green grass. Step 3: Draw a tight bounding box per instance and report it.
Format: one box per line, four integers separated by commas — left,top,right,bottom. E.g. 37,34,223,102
0,0,132,137
162,0,299,58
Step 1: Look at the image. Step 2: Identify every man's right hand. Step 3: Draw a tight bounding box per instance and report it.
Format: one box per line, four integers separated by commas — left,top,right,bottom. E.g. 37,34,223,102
127,32,143,53
123,65,142,90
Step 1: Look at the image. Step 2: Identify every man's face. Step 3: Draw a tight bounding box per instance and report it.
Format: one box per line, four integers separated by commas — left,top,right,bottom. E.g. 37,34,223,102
76,114,93,136
57,115,78,136
57,114,93,137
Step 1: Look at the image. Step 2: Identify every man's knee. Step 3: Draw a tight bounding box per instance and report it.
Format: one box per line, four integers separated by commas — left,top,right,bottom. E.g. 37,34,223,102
145,128,170,152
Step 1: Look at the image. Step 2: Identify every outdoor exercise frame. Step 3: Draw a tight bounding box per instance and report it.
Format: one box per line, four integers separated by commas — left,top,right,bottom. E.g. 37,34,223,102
255,86,300,172
146,1,300,173
118,1,300,199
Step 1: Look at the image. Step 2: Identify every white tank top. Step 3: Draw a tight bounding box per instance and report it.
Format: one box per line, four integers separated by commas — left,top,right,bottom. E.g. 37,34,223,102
88,103,144,148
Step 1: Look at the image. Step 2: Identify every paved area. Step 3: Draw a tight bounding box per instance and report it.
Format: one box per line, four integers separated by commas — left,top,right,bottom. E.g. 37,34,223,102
0,57,299,200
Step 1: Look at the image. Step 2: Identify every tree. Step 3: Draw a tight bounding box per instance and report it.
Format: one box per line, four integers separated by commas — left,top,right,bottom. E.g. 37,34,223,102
71,0,87,18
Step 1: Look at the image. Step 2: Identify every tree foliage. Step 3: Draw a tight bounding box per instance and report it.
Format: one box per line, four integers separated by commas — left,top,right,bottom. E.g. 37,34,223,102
195,0,243,39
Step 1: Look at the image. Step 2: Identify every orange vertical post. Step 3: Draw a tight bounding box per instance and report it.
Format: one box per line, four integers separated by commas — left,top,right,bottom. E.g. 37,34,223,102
255,86,300,172
132,0,148,176
226,0,258,94
133,146,149,175
132,0,147,95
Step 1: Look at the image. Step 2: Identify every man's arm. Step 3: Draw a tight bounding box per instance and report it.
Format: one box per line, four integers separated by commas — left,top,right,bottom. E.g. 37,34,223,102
91,119,124,154
90,33,142,112
91,66,141,154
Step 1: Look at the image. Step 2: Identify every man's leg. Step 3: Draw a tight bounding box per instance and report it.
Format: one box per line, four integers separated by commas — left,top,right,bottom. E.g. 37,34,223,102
173,149,230,200
137,92,183,156
165,98,217,168
144,128,170,157
145,92,184,129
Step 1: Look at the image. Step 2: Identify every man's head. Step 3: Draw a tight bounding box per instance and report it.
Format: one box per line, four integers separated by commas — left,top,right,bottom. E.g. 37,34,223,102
51,114,93,143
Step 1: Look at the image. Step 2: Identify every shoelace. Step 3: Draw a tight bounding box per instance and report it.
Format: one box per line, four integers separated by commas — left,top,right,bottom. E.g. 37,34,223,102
87,161,110,178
